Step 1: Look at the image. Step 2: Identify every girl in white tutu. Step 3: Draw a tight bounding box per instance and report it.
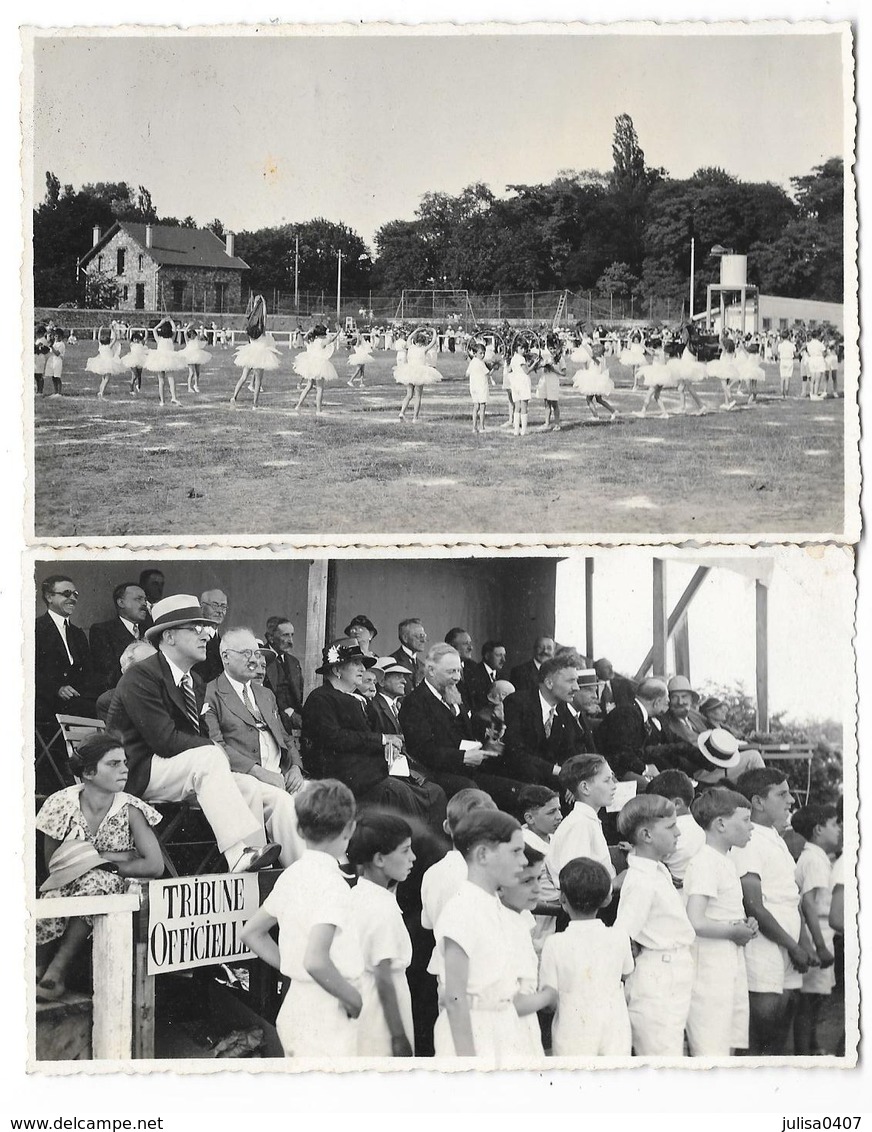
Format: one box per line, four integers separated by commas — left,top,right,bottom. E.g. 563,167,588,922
508,340,536,437
292,322,342,415
466,339,493,433
230,295,281,410
145,317,187,406
574,342,619,421
395,327,443,422
620,329,648,390
87,326,127,399
706,336,742,409
735,335,766,405
632,340,677,419
179,324,212,393
347,331,373,388
123,330,149,395
667,326,708,415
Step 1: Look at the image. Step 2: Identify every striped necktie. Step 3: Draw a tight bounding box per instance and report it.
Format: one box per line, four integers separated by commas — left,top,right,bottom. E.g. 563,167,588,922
544,705,556,738
179,673,200,730
244,684,267,729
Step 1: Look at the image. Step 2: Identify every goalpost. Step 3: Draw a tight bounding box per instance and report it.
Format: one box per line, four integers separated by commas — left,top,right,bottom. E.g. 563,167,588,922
394,289,477,328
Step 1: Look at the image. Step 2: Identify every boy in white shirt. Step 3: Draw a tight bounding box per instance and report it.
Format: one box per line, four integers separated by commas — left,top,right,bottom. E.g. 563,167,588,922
683,788,759,1056
546,755,617,889
645,770,706,884
421,788,495,931
791,804,841,1054
732,768,816,1055
615,795,696,1056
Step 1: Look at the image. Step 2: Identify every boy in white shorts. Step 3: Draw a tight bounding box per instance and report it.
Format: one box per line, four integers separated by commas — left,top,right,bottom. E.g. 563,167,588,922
732,769,817,1054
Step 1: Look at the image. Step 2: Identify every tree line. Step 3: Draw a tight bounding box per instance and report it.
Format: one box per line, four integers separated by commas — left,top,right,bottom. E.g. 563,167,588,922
33,115,843,312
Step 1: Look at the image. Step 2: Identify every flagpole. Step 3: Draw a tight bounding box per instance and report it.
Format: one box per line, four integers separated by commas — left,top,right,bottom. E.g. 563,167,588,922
689,236,695,322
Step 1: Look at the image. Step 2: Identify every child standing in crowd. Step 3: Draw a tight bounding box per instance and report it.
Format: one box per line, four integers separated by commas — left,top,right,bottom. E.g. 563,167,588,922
34,324,50,395
45,328,67,398
805,329,827,400
615,795,696,1056
707,336,741,409
520,785,563,951
395,327,443,423
466,340,492,434
498,843,549,1056
539,857,634,1056
574,343,619,421
731,769,815,1056
145,317,187,406
824,337,840,398
535,343,565,432
735,335,766,405
546,755,617,889
620,329,647,390
347,813,416,1057
240,780,364,1058
683,788,759,1057
421,788,496,932
508,340,535,437
179,324,212,393
231,296,282,410
792,804,841,1055
346,331,373,388
645,770,705,884
777,330,796,399
432,809,531,1058
633,338,676,418
35,732,163,1002
123,331,149,395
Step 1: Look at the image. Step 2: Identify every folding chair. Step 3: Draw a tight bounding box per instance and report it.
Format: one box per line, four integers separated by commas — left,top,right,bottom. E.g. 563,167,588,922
55,713,106,764
760,743,816,805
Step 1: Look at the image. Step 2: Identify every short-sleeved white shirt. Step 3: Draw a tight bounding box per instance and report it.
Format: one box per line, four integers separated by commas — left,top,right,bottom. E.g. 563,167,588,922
830,854,845,888
540,919,634,996
795,841,834,922
501,906,539,991
731,823,800,917
683,843,745,922
432,881,519,1003
546,802,614,885
261,849,363,981
349,876,412,973
777,340,796,361
615,855,695,950
421,849,467,930
664,812,707,883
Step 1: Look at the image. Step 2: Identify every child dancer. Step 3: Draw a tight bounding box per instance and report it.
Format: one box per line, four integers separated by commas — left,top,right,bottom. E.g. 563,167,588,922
179,323,212,393
620,329,648,390
615,795,696,1056
240,779,364,1058
45,328,67,398
35,732,163,1002
508,339,536,437
231,296,281,410
633,339,676,418
144,317,187,406
395,327,443,423
466,340,492,433
87,327,127,399
792,804,841,1055
535,339,565,432
735,335,766,405
34,324,50,395
668,325,709,415
123,331,149,395
346,331,373,388
347,813,416,1056
432,809,533,1059
574,343,619,421
707,336,742,409
499,843,550,1056
293,323,342,415
683,788,759,1056
539,857,634,1056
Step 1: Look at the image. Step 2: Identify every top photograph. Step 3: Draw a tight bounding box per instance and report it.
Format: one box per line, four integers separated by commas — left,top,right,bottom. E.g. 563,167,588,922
24,23,858,543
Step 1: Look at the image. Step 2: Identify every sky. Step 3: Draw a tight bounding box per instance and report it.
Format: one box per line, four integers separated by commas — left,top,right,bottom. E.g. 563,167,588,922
28,26,848,249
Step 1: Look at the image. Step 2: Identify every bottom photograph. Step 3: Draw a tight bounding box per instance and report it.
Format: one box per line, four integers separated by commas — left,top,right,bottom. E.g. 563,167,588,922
27,546,857,1069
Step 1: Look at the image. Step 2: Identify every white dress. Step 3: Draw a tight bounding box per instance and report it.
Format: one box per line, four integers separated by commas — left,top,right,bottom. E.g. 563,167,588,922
570,341,593,366
347,341,373,366
508,354,532,401
122,342,150,370
292,338,339,382
735,346,766,384
349,877,414,1055
502,907,545,1057
637,351,679,389
706,351,741,381
144,337,189,372
85,343,127,375
620,341,647,367
805,338,826,376
234,332,281,372
573,361,614,396
667,347,708,385
466,356,490,402
393,342,443,387
179,337,212,365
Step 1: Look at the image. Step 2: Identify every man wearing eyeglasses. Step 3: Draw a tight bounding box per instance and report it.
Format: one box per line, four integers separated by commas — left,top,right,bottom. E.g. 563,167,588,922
108,595,287,873
35,574,99,724
192,589,229,684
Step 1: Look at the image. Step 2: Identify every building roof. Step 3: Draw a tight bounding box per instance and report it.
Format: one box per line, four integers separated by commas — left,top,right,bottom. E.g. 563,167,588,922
81,222,249,271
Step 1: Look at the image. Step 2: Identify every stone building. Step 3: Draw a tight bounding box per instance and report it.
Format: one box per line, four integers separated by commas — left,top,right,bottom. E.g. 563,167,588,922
79,222,249,314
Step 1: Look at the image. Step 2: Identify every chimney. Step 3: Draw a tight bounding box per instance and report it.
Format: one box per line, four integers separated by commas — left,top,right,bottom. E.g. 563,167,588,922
225,231,235,258
145,224,153,249
92,226,101,247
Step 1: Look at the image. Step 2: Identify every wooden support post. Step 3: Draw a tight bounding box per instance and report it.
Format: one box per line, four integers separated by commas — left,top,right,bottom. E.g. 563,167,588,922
652,559,668,678
673,614,690,679
92,911,133,1059
304,559,330,695
132,887,154,1059
584,558,595,661
634,566,710,682
756,580,769,732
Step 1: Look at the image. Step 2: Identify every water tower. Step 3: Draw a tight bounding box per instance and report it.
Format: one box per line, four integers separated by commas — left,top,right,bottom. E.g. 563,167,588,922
705,246,758,336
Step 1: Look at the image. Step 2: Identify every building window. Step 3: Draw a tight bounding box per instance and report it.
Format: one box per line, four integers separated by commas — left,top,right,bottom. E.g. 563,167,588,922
214,281,227,313
122,285,129,302
138,254,144,271
97,255,103,271
117,248,126,275
172,280,185,308
762,318,771,331
779,319,789,331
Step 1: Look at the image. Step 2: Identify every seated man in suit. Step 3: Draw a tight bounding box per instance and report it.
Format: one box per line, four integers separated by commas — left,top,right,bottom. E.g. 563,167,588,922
95,639,156,722
444,627,475,712
509,635,555,695
659,675,765,783
203,627,306,804
301,639,445,834
192,588,228,684
594,657,637,714
138,568,165,625
107,594,292,873
89,581,149,692
390,617,429,693
502,655,582,785
36,574,100,724
464,639,508,713
399,642,529,810
565,667,600,754
264,620,304,731
367,658,407,736
595,677,698,783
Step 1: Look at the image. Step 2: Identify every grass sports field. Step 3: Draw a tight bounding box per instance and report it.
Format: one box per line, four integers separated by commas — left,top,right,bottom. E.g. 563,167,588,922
32,340,845,538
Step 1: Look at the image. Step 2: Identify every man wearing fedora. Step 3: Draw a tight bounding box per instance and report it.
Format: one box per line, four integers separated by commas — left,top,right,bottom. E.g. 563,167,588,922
659,675,764,782
108,595,287,873
301,639,446,833
565,668,601,754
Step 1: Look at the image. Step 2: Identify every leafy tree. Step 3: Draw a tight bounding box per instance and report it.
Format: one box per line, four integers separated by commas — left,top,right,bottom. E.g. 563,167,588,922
206,217,226,239
595,261,639,297
83,270,120,309
235,218,371,299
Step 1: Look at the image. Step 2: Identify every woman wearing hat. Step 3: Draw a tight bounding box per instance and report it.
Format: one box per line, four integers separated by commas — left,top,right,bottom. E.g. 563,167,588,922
301,639,446,834
343,615,378,658
35,731,164,1002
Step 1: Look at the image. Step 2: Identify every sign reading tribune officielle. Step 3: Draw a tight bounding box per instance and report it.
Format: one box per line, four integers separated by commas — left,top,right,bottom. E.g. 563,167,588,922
146,874,260,976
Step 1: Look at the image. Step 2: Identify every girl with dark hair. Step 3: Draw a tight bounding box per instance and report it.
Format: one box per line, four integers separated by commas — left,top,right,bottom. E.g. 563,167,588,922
292,322,342,415
144,317,187,406
230,295,281,409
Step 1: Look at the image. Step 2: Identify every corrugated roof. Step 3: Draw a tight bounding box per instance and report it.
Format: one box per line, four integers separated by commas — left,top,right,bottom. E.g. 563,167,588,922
81,222,249,270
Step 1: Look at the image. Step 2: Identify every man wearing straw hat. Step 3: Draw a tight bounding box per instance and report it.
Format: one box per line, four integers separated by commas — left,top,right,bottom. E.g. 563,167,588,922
108,594,289,873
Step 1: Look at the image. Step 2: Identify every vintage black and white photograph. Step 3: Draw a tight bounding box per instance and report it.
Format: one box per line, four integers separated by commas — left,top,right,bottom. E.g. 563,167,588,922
25,23,857,542
27,546,857,1068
